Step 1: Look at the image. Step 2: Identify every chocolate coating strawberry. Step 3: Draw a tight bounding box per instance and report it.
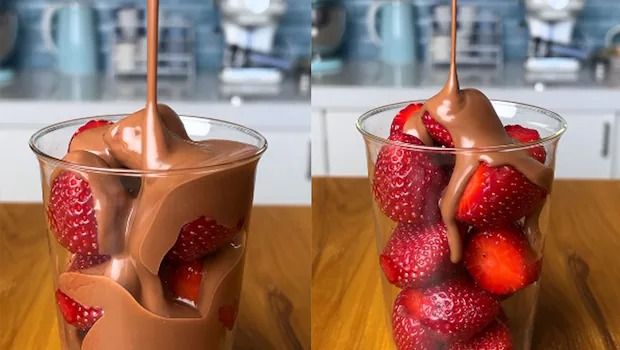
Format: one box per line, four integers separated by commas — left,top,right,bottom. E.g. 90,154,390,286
380,222,452,289
422,112,454,147
69,120,113,149
55,290,103,331
373,133,448,223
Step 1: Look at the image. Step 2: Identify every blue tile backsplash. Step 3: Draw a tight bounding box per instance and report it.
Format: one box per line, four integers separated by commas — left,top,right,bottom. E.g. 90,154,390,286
6,0,310,71
341,0,620,62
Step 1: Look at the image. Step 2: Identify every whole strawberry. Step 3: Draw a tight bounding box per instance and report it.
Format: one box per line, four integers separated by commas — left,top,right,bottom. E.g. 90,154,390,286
160,258,204,306
69,254,111,271
392,290,442,350
391,103,423,136
464,225,541,296
165,216,242,262
447,321,513,350
401,278,500,342
422,112,454,147
373,133,447,223
380,222,452,289
55,290,103,331
505,125,546,163
48,171,99,255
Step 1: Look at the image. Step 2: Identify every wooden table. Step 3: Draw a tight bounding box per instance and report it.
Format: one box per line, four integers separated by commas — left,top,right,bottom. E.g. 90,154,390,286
312,178,620,350
0,204,310,350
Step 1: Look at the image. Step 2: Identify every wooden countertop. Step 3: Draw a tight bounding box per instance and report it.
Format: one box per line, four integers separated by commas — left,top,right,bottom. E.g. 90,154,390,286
0,204,310,350
312,178,620,350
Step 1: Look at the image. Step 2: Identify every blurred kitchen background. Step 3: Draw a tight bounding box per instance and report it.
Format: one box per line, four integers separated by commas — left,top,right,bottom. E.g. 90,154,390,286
0,0,311,205
312,0,620,180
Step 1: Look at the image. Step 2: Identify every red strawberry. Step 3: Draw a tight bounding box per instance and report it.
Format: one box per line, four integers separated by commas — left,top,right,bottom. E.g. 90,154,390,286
422,112,454,148
505,125,546,163
380,222,452,289
447,321,513,350
69,120,113,147
456,163,547,229
165,216,241,262
218,304,238,330
391,103,423,136
373,133,448,223
392,290,441,350
160,258,204,306
69,254,111,271
464,225,541,296
55,290,103,330
402,278,500,342
48,171,99,255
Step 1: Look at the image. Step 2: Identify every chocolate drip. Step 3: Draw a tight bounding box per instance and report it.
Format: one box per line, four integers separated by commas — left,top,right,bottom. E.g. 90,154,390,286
403,0,552,262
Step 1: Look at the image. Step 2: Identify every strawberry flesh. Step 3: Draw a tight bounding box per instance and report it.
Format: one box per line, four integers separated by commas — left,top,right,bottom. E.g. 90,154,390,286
392,290,441,350
464,225,541,296
447,320,513,350
391,103,423,136
48,171,99,255
165,216,241,262
422,112,454,147
373,133,448,223
402,277,500,342
505,124,546,163
160,258,204,306
55,290,103,331
380,222,452,289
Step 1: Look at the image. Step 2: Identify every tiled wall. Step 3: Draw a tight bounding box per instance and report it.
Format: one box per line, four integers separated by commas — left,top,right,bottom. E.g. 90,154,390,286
342,0,620,61
7,0,310,71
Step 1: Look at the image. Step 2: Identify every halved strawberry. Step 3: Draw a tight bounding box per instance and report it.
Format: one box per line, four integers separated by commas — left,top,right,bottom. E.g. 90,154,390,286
218,304,238,330
464,225,541,296
456,163,547,229
48,171,99,255
422,112,454,147
373,133,448,223
69,120,113,148
160,258,204,306
505,124,546,163
391,103,423,136
69,254,111,271
392,290,441,350
380,222,452,289
55,290,103,331
165,216,242,262
402,277,500,342
447,320,513,350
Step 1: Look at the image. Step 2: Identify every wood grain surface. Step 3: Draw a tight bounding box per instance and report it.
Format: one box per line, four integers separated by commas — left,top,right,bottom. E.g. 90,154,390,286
0,204,310,350
312,178,620,350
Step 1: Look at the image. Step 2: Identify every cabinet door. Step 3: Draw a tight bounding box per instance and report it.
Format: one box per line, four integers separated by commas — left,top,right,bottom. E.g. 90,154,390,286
0,127,44,202
324,111,368,176
311,110,327,176
555,112,615,179
254,131,311,205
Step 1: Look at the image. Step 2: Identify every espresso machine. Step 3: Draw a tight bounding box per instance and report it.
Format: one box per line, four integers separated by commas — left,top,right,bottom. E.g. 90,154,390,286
217,0,288,85
524,0,587,73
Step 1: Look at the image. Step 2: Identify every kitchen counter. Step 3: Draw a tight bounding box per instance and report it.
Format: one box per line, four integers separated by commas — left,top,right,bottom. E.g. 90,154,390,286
0,204,310,350
312,178,620,349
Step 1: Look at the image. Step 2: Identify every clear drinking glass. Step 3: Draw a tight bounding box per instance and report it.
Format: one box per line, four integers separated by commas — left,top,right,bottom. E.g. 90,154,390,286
357,100,566,350
30,115,266,350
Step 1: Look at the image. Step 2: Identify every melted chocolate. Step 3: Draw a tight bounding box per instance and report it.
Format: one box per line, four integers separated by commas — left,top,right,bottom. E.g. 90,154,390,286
403,0,552,262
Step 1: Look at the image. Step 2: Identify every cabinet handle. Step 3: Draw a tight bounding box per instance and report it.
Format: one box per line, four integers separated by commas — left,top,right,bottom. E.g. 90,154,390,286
601,122,611,158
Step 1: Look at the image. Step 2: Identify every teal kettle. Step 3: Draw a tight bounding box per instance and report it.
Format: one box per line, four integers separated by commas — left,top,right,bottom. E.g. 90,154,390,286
41,0,98,75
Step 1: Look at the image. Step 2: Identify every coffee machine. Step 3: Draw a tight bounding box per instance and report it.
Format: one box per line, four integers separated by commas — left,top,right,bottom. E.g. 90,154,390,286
217,0,288,85
524,0,587,72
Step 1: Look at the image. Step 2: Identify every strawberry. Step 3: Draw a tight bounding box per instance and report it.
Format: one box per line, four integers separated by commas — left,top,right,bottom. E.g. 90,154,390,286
165,216,242,262
392,290,441,350
380,222,452,289
464,225,541,296
505,125,546,163
447,321,513,350
160,258,204,306
48,171,99,255
422,112,454,147
456,163,547,229
218,304,238,330
55,290,103,331
373,133,448,223
391,103,423,136
69,254,111,271
402,277,500,342
69,120,113,147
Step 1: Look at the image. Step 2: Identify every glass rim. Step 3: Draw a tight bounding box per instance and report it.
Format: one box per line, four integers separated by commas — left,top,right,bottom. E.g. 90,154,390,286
29,114,268,176
356,99,567,154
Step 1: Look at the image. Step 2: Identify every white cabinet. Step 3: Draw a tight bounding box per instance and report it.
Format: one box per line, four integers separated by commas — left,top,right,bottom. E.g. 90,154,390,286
0,126,45,202
555,111,615,179
324,110,368,176
311,110,327,176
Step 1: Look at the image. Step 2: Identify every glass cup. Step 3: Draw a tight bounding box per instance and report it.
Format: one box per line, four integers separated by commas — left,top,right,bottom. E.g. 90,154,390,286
30,115,267,350
357,100,566,350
